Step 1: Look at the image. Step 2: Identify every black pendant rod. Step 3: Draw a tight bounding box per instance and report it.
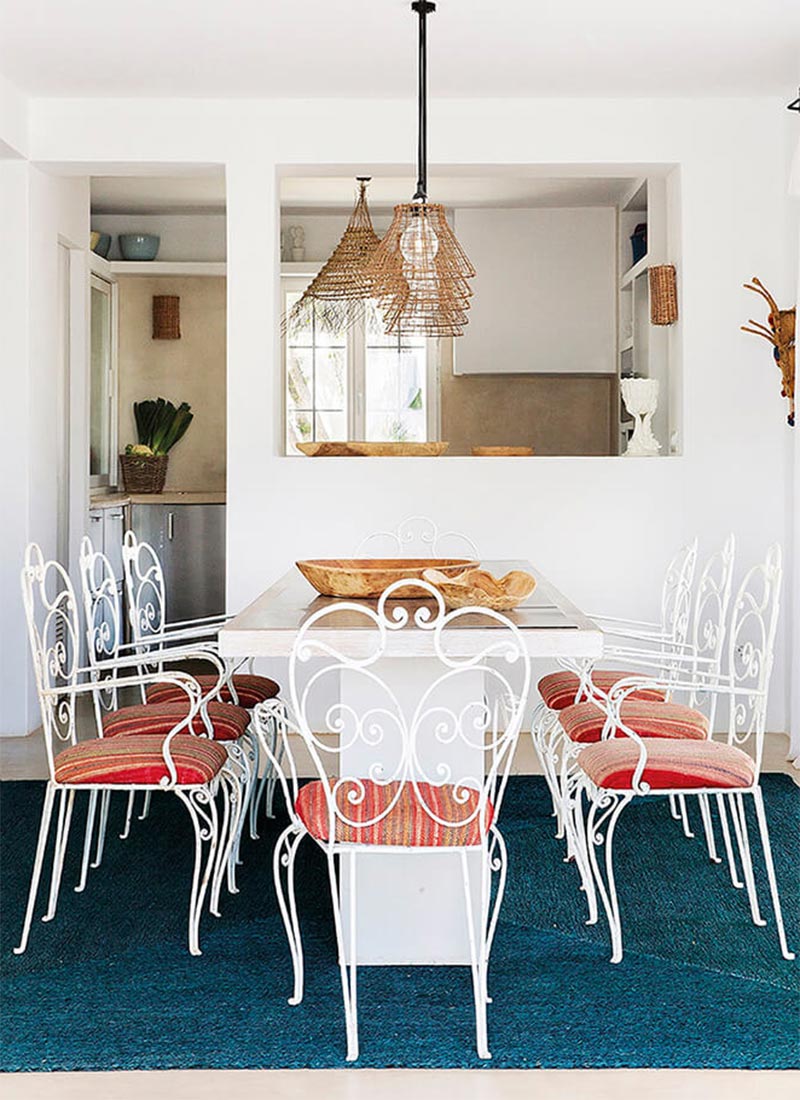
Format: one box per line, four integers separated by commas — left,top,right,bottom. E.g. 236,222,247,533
412,1,435,202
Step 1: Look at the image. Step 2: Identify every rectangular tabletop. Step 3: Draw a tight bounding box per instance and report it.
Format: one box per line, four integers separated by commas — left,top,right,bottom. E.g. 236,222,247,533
219,560,602,660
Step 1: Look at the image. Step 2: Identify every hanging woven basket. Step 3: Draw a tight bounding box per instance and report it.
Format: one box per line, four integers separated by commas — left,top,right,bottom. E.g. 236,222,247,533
649,265,678,325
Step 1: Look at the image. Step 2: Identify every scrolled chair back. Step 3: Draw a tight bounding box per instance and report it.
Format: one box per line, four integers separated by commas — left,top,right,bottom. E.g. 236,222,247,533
258,579,531,848
21,543,82,779
725,543,783,774
354,515,480,562
686,532,736,713
661,537,699,650
604,543,782,794
122,529,166,646
79,535,124,715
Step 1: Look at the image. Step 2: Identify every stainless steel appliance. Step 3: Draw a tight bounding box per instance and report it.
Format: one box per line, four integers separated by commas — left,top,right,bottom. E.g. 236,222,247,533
130,504,226,623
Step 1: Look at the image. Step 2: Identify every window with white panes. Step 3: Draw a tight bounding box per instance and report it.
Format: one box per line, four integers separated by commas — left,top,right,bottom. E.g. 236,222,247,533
283,281,439,455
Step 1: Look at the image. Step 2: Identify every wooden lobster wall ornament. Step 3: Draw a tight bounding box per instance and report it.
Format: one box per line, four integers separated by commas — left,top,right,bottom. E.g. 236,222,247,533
741,277,796,426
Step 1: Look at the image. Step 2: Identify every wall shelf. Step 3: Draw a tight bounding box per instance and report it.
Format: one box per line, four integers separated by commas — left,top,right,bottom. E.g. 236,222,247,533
280,261,323,277
109,261,227,277
620,253,649,289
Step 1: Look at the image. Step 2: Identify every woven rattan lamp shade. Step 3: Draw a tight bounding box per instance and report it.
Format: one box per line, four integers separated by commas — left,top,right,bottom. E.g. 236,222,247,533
368,202,475,337
284,179,380,335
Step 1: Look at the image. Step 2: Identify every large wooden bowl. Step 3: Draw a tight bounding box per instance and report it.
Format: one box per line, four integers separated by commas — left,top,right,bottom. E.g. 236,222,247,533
297,441,449,458
296,558,479,599
423,567,537,611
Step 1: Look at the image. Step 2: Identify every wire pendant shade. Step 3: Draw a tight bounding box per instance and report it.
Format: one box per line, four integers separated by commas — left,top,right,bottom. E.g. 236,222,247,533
283,178,380,335
368,202,475,337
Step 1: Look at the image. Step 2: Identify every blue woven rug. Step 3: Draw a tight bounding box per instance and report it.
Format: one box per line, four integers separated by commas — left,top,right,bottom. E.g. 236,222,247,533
1,775,797,1071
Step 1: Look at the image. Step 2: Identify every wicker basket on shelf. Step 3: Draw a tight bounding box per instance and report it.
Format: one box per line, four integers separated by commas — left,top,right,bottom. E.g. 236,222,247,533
119,453,169,494
649,264,678,325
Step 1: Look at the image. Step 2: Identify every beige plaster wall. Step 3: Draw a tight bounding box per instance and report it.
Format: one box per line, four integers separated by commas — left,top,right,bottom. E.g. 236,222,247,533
117,276,226,491
440,345,616,456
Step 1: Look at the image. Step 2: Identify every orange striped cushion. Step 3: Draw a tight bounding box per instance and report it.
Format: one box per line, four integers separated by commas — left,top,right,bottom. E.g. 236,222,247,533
54,736,227,786
578,738,755,791
295,779,493,847
538,670,666,711
145,673,279,709
559,700,709,744
102,701,250,742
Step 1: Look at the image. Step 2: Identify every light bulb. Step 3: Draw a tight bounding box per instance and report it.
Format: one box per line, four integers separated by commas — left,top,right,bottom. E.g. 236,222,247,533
400,216,438,269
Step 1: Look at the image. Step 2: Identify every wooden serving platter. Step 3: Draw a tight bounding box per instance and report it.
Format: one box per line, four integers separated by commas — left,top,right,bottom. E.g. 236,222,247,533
296,441,449,457
296,558,479,599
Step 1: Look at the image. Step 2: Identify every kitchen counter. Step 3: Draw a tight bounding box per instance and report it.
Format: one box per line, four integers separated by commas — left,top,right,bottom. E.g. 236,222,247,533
90,491,226,508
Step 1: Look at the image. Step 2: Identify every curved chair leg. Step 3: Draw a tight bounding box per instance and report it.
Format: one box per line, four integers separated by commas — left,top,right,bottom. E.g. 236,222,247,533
14,784,57,954
716,792,744,888
175,786,219,955
460,849,490,1059
668,793,681,820
585,788,631,963
326,851,359,1061
246,732,262,840
209,768,238,916
90,789,111,869
728,791,765,926
485,827,508,968
227,740,253,880
677,794,695,838
138,791,152,821
43,789,75,922
75,789,98,892
119,790,136,839
751,788,795,960
274,824,305,1005
697,794,721,863
563,773,598,925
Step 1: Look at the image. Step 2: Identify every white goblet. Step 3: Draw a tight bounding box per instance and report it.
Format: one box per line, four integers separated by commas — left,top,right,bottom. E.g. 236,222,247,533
621,377,661,457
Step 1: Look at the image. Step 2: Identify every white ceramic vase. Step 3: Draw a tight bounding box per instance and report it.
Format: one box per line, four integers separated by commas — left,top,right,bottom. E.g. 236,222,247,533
621,377,661,457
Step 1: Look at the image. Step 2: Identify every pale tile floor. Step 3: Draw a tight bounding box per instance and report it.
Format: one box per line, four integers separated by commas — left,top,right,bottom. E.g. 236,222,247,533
2,730,797,1098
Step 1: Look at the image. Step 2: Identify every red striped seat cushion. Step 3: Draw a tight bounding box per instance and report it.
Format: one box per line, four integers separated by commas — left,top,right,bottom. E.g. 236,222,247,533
538,669,666,711
578,738,755,791
102,701,250,742
559,700,709,744
54,735,227,786
145,673,279,709
295,779,493,847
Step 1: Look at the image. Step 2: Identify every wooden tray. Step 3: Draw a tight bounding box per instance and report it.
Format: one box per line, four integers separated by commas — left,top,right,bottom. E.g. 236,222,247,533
471,446,534,456
296,441,449,458
296,558,479,599
423,567,537,611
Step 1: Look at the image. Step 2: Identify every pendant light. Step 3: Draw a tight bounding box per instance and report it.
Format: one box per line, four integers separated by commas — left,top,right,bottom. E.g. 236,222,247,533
283,177,381,335
368,1,475,337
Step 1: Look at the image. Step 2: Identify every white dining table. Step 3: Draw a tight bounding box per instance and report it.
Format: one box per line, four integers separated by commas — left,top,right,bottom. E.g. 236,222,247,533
219,561,602,966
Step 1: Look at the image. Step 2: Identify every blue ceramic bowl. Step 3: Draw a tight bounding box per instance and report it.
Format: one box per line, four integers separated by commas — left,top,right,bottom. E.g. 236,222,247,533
92,233,112,258
119,233,160,261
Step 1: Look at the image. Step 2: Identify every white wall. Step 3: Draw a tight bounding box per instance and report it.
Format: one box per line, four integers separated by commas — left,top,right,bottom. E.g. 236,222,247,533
0,160,89,735
453,207,616,375
4,94,797,751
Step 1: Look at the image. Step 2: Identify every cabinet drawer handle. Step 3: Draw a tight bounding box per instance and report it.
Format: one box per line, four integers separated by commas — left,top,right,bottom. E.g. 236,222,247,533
167,512,174,541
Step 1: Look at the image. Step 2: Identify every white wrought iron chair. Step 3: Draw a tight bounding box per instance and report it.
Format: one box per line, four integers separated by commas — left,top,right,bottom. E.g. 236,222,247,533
354,514,480,561
566,544,793,963
253,579,531,1061
78,535,250,911
550,535,737,921
531,538,699,834
16,544,236,956
122,529,280,840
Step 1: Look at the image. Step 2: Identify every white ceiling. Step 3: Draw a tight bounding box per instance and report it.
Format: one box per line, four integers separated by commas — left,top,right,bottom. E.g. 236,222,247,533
90,171,650,214
1,0,798,98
